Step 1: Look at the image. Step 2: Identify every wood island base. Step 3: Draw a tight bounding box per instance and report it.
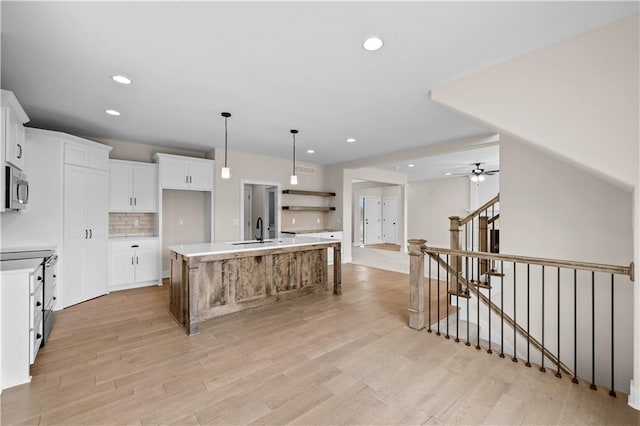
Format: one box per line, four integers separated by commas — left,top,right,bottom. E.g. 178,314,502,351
169,241,341,335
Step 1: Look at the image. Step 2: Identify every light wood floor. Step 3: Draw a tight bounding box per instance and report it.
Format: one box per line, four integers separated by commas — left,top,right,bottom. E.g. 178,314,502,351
365,243,402,252
2,264,638,425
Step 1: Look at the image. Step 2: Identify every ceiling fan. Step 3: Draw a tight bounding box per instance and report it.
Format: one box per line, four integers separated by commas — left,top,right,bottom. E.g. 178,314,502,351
452,163,499,182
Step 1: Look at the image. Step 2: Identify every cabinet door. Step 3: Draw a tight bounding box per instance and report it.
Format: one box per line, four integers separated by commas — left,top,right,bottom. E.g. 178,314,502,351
5,107,26,170
64,165,88,239
63,165,88,307
62,237,85,307
132,166,157,212
85,237,108,300
109,164,133,212
87,169,109,238
188,161,213,190
134,249,159,283
160,158,189,189
110,250,135,287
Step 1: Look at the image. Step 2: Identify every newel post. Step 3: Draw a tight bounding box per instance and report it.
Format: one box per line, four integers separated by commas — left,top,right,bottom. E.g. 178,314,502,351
408,239,427,330
449,216,462,294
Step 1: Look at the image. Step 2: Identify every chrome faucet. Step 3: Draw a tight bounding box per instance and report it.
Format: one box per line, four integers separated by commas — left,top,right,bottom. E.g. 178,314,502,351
256,217,264,243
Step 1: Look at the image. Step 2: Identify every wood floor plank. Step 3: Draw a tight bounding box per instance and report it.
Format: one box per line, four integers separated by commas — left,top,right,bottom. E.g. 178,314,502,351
2,264,637,425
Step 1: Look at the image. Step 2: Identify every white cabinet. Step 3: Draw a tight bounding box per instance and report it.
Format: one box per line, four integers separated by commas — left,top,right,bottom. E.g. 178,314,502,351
109,160,157,212
109,238,160,291
1,90,29,171
1,259,43,391
154,153,214,191
62,140,111,308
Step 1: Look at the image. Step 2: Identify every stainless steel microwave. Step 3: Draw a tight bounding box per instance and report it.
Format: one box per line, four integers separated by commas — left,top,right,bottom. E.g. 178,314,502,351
6,165,28,210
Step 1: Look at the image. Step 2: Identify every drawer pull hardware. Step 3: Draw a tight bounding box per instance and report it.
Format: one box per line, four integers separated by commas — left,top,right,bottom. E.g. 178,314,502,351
36,301,41,307
131,245,139,248
36,333,42,339
37,276,42,281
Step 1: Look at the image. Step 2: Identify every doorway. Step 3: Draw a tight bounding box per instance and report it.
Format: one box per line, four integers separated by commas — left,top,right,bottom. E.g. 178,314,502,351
241,181,281,241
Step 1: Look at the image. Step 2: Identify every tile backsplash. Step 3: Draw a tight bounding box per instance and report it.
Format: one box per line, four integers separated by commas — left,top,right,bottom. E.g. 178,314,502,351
109,213,155,237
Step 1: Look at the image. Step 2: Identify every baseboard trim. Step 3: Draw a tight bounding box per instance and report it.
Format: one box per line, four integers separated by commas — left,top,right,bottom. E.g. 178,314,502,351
629,380,640,411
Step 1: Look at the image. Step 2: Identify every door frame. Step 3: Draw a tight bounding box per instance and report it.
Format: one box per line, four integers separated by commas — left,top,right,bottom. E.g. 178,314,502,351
243,186,253,241
240,179,281,241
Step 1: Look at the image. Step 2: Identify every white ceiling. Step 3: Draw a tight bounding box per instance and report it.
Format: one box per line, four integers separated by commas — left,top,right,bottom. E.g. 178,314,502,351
1,2,637,165
379,144,500,181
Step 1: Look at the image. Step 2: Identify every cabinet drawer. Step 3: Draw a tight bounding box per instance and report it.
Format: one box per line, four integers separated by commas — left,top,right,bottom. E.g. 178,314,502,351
111,239,159,252
31,285,44,329
30,318,43,365
29,266,44,294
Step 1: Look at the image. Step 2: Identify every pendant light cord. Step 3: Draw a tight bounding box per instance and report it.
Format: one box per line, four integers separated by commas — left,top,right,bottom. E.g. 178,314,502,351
224,116,228,168
292,133,296,175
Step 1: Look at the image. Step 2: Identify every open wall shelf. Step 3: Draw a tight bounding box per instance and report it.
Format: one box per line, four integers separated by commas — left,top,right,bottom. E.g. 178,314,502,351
282,190,336,197
282,206,336,212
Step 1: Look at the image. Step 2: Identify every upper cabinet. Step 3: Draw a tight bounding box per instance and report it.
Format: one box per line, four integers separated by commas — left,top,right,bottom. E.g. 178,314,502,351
109,160,158,212
2,90,30,171
154,153,213,191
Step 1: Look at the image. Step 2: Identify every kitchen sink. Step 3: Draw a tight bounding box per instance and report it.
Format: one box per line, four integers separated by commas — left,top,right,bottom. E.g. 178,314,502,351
230,240,280,245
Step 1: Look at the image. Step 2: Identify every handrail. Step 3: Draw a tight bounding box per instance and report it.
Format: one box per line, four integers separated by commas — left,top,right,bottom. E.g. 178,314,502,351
460,193,499,225
422,246,633,279
428,252,573,375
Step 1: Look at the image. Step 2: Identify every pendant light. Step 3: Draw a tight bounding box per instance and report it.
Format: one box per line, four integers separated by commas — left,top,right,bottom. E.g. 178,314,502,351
221,112,231,179
290,129,298,185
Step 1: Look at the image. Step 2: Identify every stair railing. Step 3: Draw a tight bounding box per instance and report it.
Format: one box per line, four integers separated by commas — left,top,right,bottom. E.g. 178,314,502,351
449,193,500,294
408,239,634,396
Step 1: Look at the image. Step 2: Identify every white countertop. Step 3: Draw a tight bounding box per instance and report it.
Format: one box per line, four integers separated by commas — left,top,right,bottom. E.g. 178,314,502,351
0,258,42,274
168,236,339,257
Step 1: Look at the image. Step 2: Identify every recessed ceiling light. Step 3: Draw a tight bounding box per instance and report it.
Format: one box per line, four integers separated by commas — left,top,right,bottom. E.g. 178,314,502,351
111,75,132,85
363,37,384,51
307,149,315,154
408,164,415,168
445,172,452,176
105,109,121,116
346,138,356,143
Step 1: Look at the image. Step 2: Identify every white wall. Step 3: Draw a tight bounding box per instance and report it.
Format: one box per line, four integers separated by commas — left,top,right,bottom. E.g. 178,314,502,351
212,149,337,242
407,177,469,248
500,135,634,393
161,190,207,271
432,14,639,189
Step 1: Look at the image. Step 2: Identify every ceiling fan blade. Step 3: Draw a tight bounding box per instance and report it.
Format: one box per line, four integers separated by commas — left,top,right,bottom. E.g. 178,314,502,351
450,172,470,176
484,169,500,174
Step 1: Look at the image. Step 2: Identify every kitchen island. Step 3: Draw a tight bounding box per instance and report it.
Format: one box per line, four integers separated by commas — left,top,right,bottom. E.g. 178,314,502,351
168,237,341,335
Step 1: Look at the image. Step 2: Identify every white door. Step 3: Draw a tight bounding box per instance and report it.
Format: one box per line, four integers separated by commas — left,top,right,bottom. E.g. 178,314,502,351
364,197,381,245
265,186,278,239
109,164,133,212
243,187,252,240
383,197,398,244
132,166,157,212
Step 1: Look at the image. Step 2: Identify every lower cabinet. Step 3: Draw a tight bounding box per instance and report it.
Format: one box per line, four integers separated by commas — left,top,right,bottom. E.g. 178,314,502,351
109,239,160,291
